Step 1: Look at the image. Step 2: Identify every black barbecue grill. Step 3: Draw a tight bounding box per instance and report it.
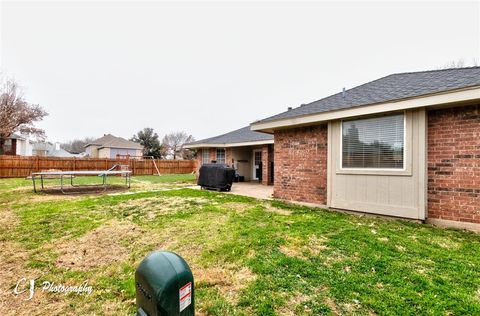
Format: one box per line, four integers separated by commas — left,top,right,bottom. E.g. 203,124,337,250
198,164,235,192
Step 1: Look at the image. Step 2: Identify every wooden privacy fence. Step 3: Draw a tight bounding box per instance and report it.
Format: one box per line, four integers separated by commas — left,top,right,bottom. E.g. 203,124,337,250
0,156,198,178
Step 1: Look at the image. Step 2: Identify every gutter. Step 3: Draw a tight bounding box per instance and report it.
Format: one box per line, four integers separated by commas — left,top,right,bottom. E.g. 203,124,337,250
250,86,480,133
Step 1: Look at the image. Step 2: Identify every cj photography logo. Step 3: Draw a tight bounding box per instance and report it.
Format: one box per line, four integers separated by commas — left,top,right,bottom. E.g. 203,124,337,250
13,277,93,300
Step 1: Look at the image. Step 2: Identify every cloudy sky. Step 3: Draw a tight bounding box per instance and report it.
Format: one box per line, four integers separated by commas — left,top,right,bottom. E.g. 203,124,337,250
1,1,479,142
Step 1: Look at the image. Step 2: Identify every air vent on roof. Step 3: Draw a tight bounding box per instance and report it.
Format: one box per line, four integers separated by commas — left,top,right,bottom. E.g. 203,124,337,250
342,87,346,98
287,107,293,111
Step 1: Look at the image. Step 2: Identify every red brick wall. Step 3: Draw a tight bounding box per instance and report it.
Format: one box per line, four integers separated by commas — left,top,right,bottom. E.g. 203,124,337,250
273,125,328,204
427,104,480,224
261,144,274,185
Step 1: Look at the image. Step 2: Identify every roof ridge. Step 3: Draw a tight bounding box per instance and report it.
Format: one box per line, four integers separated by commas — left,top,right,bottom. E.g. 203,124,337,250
390,65,480,76
195,126,250,143
305,66,480,108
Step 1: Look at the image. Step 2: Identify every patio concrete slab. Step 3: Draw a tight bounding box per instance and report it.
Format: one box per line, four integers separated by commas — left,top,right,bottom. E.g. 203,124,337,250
227,182,273,199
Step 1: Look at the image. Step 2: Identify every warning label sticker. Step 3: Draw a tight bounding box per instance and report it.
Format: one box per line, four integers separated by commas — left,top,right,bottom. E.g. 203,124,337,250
179,282,192,312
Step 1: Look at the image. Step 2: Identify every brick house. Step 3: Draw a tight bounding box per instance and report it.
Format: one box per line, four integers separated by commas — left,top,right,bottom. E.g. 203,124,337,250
251,67,480,232
184,126,274,184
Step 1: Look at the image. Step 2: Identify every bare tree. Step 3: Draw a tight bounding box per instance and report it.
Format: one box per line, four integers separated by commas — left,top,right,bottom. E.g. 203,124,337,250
438,58,479,69
61,137,96,154
0,76,48,155
162,131,195,160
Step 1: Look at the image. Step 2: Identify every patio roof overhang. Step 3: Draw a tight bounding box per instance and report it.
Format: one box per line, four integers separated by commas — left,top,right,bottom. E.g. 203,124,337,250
184,139,274,149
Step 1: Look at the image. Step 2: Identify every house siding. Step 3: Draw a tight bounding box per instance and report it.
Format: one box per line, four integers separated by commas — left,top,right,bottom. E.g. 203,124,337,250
273,125,328,204
427,104,480,224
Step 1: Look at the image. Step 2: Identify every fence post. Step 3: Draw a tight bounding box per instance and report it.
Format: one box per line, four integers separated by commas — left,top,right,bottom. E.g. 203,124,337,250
73,157,76,171
132,159,136,175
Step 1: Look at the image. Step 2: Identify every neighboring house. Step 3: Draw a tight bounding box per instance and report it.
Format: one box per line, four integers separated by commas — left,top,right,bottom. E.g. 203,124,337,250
32,142,79,157
85,134,143,159
184,126,274,183
250,66,480,231
1,133,33,156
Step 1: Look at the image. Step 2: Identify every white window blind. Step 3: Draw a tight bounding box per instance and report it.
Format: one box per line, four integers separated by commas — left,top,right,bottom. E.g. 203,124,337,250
342,114,405,169
202,149,209,164
216,148,226,164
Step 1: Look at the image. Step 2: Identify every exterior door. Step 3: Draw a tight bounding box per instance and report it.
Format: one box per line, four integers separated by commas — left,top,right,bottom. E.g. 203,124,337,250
252,150,262,180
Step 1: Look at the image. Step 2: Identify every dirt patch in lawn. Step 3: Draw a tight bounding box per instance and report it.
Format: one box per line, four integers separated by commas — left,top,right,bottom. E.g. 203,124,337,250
55,220,142,271
193,264,256,304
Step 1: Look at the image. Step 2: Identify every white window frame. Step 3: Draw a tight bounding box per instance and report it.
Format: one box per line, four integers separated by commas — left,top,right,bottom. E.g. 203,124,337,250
202,149,210,164
339,112,407,173
216,148,226,164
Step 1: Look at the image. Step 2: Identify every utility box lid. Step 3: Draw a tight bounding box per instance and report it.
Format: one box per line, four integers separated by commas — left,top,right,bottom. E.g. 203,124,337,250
135,251,194,316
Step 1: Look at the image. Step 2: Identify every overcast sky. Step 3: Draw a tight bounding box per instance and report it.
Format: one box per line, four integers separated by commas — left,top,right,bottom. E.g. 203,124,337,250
1,1,479,143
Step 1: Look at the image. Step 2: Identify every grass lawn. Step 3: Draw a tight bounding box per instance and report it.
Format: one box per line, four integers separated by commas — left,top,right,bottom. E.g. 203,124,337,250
0,175,479,315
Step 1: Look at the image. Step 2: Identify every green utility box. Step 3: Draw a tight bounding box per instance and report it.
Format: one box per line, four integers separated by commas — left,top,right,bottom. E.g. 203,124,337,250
135,251,194,316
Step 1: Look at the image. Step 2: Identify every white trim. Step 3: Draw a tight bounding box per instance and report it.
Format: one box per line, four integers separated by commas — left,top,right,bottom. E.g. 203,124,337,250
326,122,333,207
250,86,480,132
252,149,262,180
338,112,407,173
184,139,274,149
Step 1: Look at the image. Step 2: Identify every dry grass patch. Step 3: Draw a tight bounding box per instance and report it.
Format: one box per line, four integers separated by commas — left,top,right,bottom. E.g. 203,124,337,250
55,220,142,271
263,203,293,216
193,264,256,304
276,291,313,316
280,235,328,259
220,202,252,213
323,297,341,315
430,236,460,249
0,208,19,231
110,196,208,219
130,179,193,191
280,239,304,259
0,241,67,316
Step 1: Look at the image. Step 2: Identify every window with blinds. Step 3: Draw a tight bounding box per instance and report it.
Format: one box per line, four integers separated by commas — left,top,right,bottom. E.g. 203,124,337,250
216,148,226,164
202,149,210,164
342,113,405,169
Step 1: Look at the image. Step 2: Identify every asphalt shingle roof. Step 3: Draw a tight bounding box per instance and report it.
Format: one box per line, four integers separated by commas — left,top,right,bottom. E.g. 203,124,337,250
87,134,143,150
187,126,273,146
256,67,480,123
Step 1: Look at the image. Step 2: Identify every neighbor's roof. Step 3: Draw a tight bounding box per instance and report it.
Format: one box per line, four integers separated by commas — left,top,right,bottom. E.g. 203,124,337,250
185,126,273,148
86,134,143,150
9,133,26,140
32,142,80,158
254,66,480,125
